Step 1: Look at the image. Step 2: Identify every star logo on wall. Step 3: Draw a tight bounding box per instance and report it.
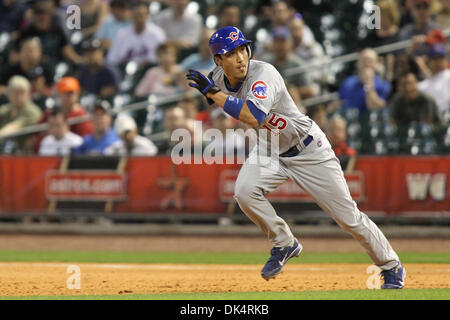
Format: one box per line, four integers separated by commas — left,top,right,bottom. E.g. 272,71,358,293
157,164,189,210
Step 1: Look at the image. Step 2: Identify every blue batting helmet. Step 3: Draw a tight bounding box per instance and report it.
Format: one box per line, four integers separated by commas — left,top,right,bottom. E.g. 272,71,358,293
209,26,252,57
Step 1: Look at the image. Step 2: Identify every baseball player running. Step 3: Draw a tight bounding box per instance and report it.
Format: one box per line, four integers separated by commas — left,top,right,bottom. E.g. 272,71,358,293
186,26,405,289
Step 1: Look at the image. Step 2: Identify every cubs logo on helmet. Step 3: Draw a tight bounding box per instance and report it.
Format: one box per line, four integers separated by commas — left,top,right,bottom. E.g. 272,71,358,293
251,81,268,99
209,26,252,57
227,31,239,41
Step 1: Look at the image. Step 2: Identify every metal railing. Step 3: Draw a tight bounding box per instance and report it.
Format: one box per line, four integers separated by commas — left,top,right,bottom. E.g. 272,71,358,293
1,28,449,142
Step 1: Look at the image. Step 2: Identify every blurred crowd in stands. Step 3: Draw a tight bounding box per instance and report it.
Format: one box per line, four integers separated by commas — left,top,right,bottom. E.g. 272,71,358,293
0,0,448,162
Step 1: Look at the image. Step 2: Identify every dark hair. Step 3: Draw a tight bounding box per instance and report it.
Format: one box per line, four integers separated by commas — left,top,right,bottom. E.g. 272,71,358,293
32,0,53,14
398,71,416,80
219,1,240,13
157,42,179,57
306,104,326,118
19,37,41,50
110,0,129,9
132,1,149,11
49,108,67,121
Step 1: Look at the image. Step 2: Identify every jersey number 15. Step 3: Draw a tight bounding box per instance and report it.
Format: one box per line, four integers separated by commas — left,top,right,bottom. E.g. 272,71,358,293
263,114,287,131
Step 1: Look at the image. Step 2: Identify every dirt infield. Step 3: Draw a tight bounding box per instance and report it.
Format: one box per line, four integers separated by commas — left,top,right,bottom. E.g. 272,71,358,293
0,235,448,296
0,262,448,296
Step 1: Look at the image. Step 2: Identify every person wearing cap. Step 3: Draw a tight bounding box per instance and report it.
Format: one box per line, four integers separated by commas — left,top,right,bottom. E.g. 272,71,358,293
0,76,42,153
399,0,441,56
77,39,120,98
265,26,315,100
418,44,450,113
105,116,158,156
42,77,94,136
38,108,83,156
72,101,120,155
0,37,53,101
11,0,83,68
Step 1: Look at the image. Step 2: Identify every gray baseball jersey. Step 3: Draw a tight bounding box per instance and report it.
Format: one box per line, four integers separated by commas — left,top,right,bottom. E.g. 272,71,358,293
210,59,401,271
211,60,313,154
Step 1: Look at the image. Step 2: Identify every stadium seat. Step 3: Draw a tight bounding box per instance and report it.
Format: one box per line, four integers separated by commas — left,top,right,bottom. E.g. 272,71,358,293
347,122,361,139
343,108,359,122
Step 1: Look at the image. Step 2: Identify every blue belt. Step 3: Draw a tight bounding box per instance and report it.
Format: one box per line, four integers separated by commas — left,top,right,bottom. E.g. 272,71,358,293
280,135,313,158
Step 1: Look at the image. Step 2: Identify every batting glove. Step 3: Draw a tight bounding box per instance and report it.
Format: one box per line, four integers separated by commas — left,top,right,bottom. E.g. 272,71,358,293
186,69,220,104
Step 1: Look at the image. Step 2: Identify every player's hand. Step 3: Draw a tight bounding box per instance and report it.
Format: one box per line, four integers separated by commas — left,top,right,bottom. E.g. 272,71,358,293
186,69,221,97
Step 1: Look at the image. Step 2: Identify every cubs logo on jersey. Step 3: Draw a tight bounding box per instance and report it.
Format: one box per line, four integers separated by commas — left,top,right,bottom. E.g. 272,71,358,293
251,81,268,99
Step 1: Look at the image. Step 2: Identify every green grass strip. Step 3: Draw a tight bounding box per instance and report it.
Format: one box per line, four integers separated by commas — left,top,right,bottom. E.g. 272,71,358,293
1,289,449,300
0,251,448,264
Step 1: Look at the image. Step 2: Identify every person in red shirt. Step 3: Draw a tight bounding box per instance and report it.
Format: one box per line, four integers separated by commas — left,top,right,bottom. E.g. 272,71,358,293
34,77,94,153
326,114,356,172
41,77,94,136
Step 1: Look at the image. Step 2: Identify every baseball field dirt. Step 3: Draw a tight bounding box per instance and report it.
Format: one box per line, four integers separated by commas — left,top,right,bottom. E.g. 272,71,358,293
0,235,448,298
0,262,449,297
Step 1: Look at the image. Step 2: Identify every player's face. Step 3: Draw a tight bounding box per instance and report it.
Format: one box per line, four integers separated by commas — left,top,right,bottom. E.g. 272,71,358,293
215,45,249,85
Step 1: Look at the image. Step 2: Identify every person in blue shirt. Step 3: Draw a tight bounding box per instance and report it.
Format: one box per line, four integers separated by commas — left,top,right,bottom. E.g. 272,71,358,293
73,101,120,155
339,49,391,116
180,29,216,73
94,0,131,50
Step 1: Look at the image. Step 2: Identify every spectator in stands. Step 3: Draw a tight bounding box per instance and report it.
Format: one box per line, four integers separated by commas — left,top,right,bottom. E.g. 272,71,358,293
306,104,328,132
38,108,83,156
0,37,53,101
266,26,315,100
158,105,195,155
389,72,442,127
399,0,415,28
358,0,400,83
339,49,391,115
95,0,131,50
105,116,158,156
436,0,450,29
271,0,292,28
418,44,450,115
399,0,441,56
180,29,215,74
106,1,166,67
270,3,316,46
176,93,210,124
288,14,330,86
134,43,183,98
0,0,29,34
11,0,83,68
390,52,420,97
153,0,203,50
40,77,94,137
77,0,109,38
73,101,119,155
326,114,356,173
218,1,241,29
209,108,246,157
0,76,42,153
359,0,400,49
77,39,119,99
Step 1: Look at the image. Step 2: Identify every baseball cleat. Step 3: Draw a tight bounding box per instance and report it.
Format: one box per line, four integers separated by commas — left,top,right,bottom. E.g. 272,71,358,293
380,262,406,289
261,239,302,281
